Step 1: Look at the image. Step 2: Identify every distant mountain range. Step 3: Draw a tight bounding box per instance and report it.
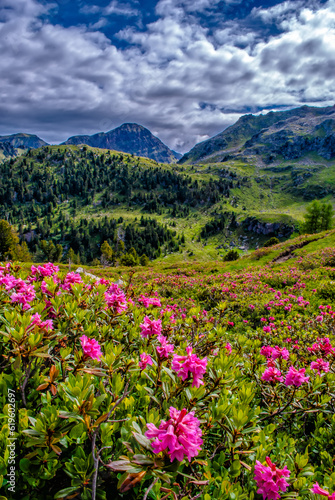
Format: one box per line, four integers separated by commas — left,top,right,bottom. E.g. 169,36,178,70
0,125,181,163
62,123,181,163
179,105,335,164
2,105,335,165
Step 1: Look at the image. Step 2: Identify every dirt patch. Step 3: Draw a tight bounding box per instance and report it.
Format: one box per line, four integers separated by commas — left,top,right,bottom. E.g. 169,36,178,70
271,234,327,263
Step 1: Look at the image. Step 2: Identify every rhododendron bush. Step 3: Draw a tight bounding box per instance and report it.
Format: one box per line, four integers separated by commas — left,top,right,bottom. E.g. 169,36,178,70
1,261,335,500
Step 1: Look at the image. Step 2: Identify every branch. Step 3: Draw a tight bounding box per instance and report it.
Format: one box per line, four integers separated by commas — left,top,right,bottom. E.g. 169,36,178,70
143,478,159,500
91,381,132,500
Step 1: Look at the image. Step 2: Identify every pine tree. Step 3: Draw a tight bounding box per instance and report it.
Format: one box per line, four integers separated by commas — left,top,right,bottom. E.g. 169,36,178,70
303,200,333,233
0,220,18,258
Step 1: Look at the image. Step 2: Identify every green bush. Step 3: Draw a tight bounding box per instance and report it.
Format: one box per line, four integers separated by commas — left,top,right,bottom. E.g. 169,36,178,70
223,249,239,261
263,236,280,247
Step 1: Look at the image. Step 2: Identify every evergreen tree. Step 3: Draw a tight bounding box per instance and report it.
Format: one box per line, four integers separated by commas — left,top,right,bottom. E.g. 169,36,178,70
13,241,32,262
0,220,18,258
319,202,334,231
303,200,333,233
101,240,114,266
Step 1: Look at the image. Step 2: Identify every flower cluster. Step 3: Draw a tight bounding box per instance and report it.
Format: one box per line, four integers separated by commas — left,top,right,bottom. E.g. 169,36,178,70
139,352,153,370
29,313,53,332
285,366,309,387
145,407,203,462
80,335,102,361
172,347,207,388
310,358,330,374
140,316,162,338
156,334,174,358
254,457,290,500
105,287,127,314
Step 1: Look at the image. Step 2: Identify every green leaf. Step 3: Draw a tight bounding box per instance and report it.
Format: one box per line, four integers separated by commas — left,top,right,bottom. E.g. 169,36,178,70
54,486,80,498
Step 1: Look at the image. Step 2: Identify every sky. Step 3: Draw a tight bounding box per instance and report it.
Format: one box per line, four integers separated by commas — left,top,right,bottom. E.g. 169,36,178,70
0,0,335,153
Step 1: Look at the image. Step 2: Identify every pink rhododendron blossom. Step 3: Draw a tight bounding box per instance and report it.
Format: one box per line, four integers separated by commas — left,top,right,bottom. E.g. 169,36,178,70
31,263,59,278
29,313,53,331
138,295,162,307
145,407,203,462
260,346,274,358
311,483,335,498
285,366,309,387
80,335,102,361
156,334,174,358
310,358,330,374
10,280,36,310
62,272,83,291
272,347,290,360
139,352,153,370
224,343,232,354
254,457,290,500
172,347,207,388
262,367,284,383
263,326,272,333
105,289,127,314
140,316,162,338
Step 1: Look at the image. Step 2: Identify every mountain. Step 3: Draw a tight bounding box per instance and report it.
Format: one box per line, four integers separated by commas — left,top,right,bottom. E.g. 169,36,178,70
0,133,49,160
0,133,48,150
62,123,181,163
180,105,335,164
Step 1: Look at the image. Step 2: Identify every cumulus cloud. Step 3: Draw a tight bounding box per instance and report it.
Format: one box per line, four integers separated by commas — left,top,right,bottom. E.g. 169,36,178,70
0,0,335,152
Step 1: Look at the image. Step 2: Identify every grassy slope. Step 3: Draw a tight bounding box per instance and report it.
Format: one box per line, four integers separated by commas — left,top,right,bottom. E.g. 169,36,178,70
4,144,335,262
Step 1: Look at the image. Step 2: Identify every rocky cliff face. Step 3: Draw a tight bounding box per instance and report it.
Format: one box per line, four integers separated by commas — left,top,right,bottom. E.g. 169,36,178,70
63,123,180,163
242,217,296,237
180,105,335,164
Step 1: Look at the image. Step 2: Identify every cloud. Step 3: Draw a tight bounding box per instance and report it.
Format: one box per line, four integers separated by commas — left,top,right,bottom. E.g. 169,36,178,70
0,0,335,152
104,1,140,17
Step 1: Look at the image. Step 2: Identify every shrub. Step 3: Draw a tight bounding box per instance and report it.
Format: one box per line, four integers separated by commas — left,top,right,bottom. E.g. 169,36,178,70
263,237,280,247
223,249,239,261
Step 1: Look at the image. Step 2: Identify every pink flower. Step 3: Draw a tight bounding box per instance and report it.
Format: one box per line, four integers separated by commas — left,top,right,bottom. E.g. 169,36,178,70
272,347,290,360
29,313,53,331
138,295,162,307
263,326,272,333
105,289,128,314
260,346,274,358
10,280,36,310
156,335,174,358
285,366,309,387
62,272,82,291
224,343,232,355
311,483,335,498
172,347,207,388
310,359,330,374
80,335,102,361
261,367,284,384
31,263,59,278
139,353,153,370
316,315,324,323
140,316,162,338
254,457,290,500
145,407,203,462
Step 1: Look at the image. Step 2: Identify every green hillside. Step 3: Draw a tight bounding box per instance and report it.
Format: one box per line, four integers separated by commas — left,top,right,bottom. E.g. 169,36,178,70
0,137,334,266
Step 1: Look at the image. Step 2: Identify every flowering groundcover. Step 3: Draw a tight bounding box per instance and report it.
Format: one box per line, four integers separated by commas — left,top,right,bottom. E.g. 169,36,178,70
0,260,335,499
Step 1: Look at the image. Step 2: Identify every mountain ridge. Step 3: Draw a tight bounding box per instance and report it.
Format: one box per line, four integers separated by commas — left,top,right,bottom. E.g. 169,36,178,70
179,105,335,164
0,133,49,159
62,123,181,163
